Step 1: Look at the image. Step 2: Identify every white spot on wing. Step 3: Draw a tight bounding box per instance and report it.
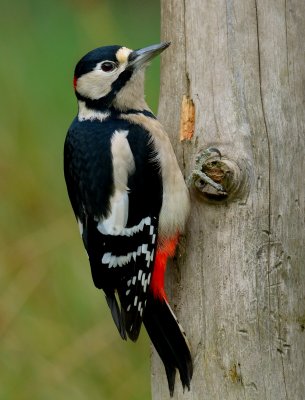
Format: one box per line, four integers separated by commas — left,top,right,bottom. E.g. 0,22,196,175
102,253,111,264
102,251,135,268
134,296,138,306
77,218,83,236
119,216,148,237
145,217,151,225
108,256,116,268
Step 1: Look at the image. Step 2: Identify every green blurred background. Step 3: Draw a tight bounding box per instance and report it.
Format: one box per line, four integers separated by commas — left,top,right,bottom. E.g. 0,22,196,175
0,1,160,399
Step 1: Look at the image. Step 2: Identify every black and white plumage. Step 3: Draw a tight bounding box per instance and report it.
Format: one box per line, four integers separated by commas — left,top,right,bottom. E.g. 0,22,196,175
64,43,193,395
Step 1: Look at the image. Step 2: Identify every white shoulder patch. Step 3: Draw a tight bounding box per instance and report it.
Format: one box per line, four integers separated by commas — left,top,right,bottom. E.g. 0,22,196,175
97,130,135,236
111,130,135,190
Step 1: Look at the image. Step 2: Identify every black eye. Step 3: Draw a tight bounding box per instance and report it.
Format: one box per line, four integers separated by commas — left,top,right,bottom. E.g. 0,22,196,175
100,61,116,72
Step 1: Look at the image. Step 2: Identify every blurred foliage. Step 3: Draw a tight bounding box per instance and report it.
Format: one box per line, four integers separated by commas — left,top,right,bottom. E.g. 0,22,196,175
0,0,160,399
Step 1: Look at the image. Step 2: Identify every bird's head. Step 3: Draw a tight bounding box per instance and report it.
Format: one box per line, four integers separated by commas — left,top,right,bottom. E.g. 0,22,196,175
73,42,170,112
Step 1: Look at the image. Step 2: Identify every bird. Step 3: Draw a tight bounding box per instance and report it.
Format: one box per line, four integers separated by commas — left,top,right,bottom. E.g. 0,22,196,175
64,42,193,396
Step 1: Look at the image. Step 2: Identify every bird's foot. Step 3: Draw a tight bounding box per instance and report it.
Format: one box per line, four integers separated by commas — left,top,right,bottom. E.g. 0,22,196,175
187,147,227,194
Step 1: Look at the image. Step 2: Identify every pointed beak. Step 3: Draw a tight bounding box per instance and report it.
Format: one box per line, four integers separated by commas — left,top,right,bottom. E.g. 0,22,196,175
128,42,170,69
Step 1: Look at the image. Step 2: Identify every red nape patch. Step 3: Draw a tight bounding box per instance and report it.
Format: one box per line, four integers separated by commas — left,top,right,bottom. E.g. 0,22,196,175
150,234,179,300
73,76,77,90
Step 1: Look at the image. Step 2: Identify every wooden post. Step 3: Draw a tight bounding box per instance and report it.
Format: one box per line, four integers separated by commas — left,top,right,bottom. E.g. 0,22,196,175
152,1,305,399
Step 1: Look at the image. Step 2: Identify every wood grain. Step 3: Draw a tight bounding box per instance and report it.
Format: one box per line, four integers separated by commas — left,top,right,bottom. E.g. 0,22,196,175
152,1,305,399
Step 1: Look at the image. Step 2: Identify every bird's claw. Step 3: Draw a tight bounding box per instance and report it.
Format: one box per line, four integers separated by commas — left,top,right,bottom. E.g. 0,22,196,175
187,147,226,193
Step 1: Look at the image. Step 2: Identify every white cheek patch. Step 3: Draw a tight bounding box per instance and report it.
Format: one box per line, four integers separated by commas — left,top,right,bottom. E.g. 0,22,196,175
76,62,126,100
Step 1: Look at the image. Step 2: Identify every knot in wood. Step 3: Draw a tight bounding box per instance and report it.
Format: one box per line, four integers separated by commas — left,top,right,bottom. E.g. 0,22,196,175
189,148,249,204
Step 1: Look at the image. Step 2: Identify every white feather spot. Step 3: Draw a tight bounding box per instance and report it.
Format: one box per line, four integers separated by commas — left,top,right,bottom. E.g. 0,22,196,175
77,219,83,236
108,256,116,268
120,216,148,237
149,225,154,235
126,289,130,296
145,217,151,225
147,273,151,285
138,302,142,312
152,234,156,244
106,252,134,268
102,252,111,264
127,279,131,287
145,251,151,262
141,273,146,287
138,270,143,280
132,276,136,285
127,305,131,312
134,296,138,306
142,244,148,254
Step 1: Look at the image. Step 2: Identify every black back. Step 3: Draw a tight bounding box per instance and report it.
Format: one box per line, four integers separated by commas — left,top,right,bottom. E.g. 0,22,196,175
64,113,163,339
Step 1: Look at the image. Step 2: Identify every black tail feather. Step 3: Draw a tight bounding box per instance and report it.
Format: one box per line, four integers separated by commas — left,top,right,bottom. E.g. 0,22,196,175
105,294,127,340
143,293,193,396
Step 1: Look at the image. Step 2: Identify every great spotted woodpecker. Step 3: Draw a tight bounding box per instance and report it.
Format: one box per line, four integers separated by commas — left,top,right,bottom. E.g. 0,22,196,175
64,42,193,396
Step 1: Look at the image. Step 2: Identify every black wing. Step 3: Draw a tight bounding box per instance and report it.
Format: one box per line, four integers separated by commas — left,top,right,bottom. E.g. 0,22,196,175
64,117,162,341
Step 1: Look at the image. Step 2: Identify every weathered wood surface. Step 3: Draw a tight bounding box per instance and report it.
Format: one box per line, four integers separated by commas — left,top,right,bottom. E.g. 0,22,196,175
152,1,305,399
